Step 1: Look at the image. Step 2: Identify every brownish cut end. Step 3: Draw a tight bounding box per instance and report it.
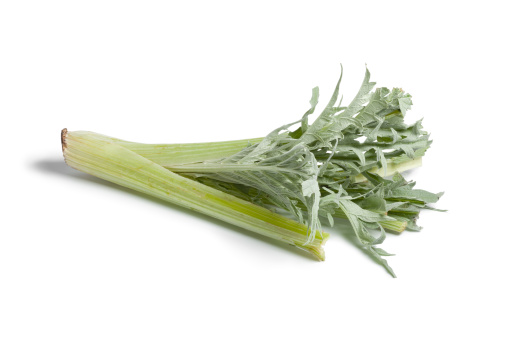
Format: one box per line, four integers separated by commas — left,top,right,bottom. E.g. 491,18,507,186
61,128,68,152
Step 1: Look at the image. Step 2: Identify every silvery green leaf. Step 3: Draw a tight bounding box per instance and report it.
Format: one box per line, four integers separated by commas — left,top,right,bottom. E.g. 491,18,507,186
372,247,395,256
340,67,376,118
398,96,413,115
368,246,396,277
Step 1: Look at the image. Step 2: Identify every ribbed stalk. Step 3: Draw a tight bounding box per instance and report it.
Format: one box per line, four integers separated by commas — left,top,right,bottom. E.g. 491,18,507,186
115,137,264,166
353,157,422,183
62,129,328,260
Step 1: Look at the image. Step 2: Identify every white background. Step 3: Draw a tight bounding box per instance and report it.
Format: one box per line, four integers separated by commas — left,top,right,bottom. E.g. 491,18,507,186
1,1,506,337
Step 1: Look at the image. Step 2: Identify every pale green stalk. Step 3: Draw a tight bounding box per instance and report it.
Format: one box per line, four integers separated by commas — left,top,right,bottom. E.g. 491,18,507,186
114,137,264,166
61,129,329,260
352,157,422,183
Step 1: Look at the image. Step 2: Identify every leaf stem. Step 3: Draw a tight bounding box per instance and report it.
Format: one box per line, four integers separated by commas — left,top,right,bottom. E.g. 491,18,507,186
116,137,264,166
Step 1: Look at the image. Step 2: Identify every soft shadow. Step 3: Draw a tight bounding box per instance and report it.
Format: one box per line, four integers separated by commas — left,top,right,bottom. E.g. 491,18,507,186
32,159,316,261
34,158,80,176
